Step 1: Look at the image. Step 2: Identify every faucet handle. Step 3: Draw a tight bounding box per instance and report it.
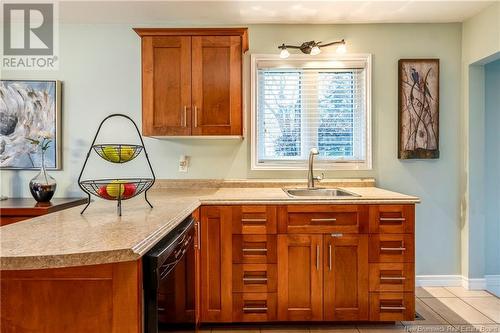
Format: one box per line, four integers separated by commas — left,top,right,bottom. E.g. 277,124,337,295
314,173,325,182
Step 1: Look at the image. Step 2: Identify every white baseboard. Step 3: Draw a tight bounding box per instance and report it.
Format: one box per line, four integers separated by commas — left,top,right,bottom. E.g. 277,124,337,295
415,275,488,290
485,275,500,297
416,275,462,287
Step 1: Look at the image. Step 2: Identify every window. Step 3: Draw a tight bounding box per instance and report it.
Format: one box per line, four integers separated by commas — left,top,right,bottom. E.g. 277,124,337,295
251,54,372,170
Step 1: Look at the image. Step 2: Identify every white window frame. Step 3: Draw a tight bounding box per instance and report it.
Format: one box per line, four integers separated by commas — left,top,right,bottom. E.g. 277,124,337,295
251,53,373,171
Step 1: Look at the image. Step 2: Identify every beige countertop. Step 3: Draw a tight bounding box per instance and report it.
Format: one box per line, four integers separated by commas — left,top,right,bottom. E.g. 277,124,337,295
0,186,419,271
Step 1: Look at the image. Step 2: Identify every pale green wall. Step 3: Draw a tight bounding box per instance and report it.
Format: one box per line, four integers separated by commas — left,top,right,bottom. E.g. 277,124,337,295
461,1,500,279
461,2,500,279
1,22,462,275
485,59,500,276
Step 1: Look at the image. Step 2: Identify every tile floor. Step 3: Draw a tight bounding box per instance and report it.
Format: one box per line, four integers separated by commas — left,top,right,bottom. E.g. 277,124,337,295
199,287,500,333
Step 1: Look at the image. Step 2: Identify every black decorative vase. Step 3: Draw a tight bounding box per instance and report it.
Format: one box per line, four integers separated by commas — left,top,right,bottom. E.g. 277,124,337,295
29,151,57,202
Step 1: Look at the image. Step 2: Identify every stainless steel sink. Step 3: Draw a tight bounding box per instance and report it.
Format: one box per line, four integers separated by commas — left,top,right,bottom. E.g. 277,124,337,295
283,188,360,198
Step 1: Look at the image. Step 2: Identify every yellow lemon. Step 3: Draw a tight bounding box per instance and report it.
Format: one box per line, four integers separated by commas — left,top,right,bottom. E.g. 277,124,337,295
106,180,126,198
120,146,135,162
102,146,120,162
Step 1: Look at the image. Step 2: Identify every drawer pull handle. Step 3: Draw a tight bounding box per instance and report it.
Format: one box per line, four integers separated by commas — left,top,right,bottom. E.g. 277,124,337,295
331,233,343,238
243,277,268,282
242,248,268,253
380,217,406,221
241,218,267,223
380,276,406,281
311,218,337,222
381,306,406,310
380,247,406,251
243,307,268,312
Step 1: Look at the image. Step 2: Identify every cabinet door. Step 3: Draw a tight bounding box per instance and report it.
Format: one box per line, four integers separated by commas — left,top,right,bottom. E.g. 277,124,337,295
323,234,369,321
191,36,242,136
141,36,191,136
200,206,233,322
277,234,323,321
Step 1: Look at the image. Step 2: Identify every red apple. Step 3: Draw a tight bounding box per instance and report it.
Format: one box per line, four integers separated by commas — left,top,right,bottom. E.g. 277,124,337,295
122,183,137,199
97,186,112,199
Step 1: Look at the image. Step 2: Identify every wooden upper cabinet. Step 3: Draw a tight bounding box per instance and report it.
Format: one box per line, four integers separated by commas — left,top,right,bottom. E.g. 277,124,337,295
134,28,248,137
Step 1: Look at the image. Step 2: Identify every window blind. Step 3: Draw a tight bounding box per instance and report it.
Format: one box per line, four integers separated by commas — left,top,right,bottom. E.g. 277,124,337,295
256,61,368,167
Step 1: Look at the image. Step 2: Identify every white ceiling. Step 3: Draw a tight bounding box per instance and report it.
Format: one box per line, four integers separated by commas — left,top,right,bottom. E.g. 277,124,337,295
59,1,497,24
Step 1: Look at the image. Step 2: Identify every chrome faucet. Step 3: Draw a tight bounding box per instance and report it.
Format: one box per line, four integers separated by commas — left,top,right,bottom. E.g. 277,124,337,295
307,148,323,189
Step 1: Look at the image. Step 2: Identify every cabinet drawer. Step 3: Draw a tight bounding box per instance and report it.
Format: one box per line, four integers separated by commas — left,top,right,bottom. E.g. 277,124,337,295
369,292,415,321
232,206,277,235
233,293,277,322
369,205,414,234
233,264,277,293
369,234,414,263
279,205,368,234
369,263,415,292
232,235,277,264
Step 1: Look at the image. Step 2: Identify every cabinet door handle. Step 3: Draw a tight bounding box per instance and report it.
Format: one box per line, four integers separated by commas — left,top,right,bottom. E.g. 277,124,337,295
380,217,405,222
381,247,406,251
380,276,406,281
328,243,332,271
243,307,268,312
241,218,267,223
243,277,268,282
316,244,320,271
197,221,201,250
331,233,343,238
381,306,406,310
193,105,198,128
242,248,267,253
182,106,188,127
311,218,337,222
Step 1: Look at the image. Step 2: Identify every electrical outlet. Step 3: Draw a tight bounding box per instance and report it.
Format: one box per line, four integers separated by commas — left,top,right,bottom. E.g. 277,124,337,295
179,155,189,172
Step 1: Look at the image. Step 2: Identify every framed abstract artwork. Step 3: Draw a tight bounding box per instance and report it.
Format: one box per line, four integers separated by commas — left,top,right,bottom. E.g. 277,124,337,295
0,80,62,169
398,59,439,159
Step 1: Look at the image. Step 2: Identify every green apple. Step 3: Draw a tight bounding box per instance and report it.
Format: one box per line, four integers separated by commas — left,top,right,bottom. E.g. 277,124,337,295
120,146,135,162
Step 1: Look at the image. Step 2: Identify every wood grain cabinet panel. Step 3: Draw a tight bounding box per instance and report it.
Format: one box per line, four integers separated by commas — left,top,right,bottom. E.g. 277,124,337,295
369,205,415,234
232,292,277,322
232,264,277,293
135,28,247,137
231,206,277,235
191,36,242,136
141,36,192,136
200,206,233,322
369,263,415,292
369,292,415,321
279,205,369,234
369,234,415,263
0,261,141,333
323,234,369,321
277,234,323,321
232,234,277,264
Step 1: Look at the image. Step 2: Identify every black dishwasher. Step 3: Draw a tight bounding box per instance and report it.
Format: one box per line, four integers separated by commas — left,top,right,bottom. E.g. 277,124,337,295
143,216,196,333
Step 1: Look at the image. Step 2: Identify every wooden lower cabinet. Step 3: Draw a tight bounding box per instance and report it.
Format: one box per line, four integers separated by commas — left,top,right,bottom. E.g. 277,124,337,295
277,234,323,321
200,204,415,324
324,234,369,321
200,206,233,322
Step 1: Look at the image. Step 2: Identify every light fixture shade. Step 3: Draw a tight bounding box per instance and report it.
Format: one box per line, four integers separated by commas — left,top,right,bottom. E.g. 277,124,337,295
336,43,347,54
310,46,321,56
279,48,290,59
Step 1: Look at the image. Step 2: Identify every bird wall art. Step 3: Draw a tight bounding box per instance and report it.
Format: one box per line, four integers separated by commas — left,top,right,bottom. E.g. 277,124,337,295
398,59,440,159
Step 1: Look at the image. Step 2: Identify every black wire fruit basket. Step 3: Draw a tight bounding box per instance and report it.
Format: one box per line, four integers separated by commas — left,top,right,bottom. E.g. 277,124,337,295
93,144,143,163
78,114,156,216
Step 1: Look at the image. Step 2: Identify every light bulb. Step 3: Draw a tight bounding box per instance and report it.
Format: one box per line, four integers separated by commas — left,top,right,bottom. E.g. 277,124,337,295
336,43,347,54
279,48,290,59
310,45,321,56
